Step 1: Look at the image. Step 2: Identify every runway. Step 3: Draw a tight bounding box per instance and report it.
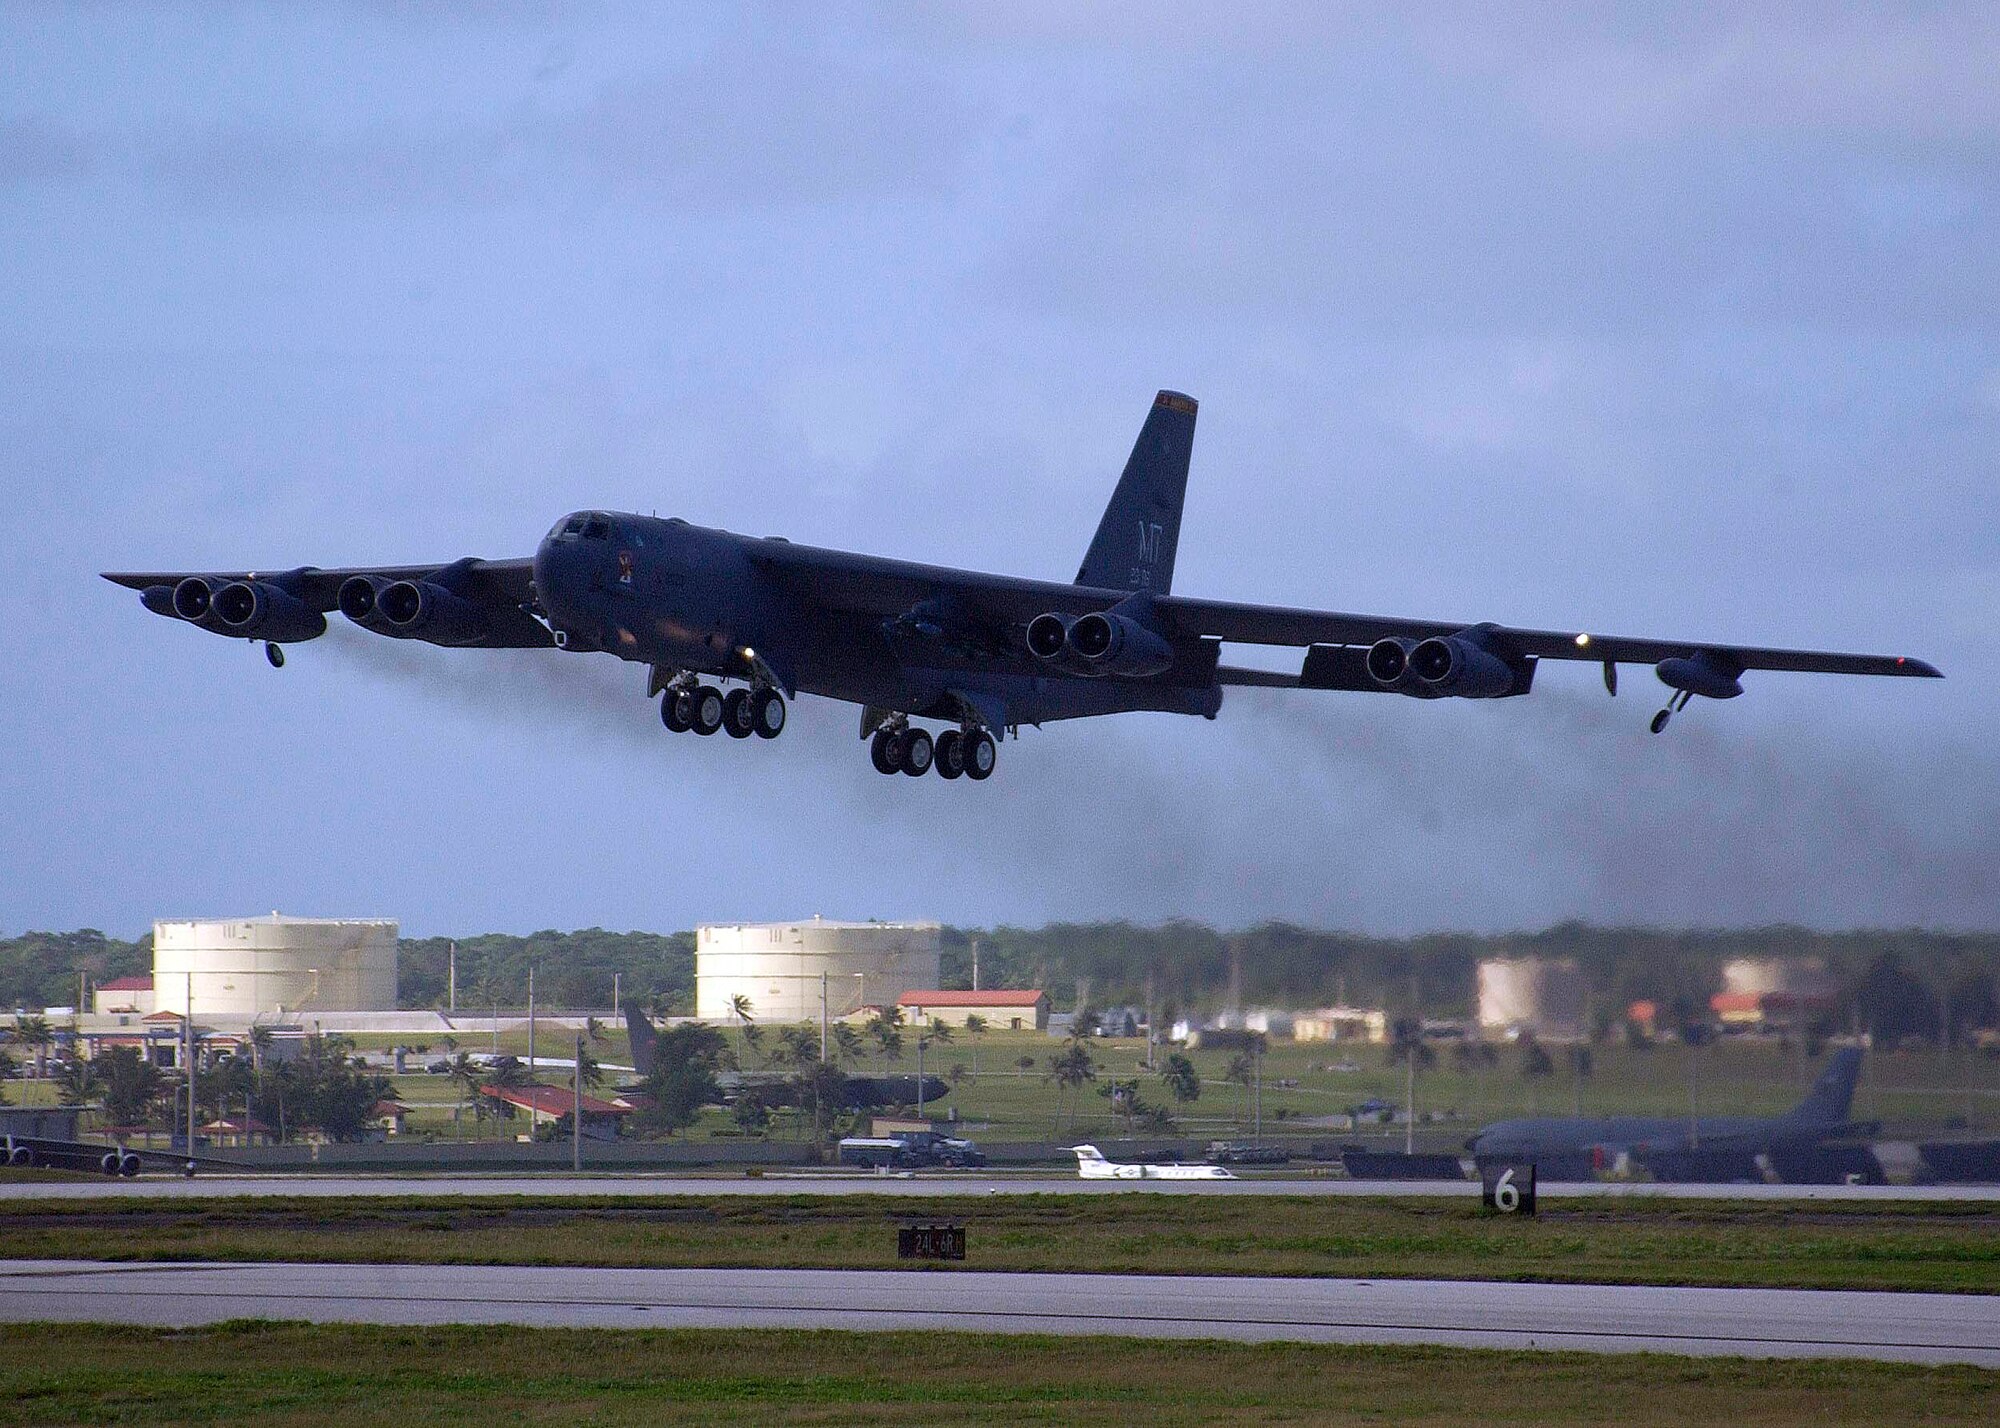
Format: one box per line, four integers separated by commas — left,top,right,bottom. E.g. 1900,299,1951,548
2,1173,1997,1202
1,1260,1993,1365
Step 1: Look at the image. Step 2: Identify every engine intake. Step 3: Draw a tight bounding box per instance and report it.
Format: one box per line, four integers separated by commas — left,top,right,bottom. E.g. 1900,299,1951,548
1065,611,1173,677
1026,612,1072,661
1366,637,1417,687
376,579,491,646
1410,634,1519,698
171,576,221,624
212,580,327,643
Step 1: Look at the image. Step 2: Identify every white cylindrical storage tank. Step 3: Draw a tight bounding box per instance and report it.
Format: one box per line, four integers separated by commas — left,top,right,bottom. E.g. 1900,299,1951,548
154,915,398,1016
1477,957,1587,1041
696,919,941,1024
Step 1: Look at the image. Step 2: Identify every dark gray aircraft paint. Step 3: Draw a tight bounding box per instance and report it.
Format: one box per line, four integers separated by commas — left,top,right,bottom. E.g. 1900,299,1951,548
105,392,1939,780
1467,1047,1868,1183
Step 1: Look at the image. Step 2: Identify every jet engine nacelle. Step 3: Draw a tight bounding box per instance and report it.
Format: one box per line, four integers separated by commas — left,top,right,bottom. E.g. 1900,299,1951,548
375,580,490,647
169,575,227,627
212,580,328,643
337,575,397,632
1026,612,1074,662
1065,610,1174,677
1366,637,1422,689
1655,652,1744,700
1409,633,1522,698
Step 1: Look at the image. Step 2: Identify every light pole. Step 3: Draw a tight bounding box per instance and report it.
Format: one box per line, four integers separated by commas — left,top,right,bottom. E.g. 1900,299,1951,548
573,1032,584,1174
1404,1038,1416,1155
527,966,536,1074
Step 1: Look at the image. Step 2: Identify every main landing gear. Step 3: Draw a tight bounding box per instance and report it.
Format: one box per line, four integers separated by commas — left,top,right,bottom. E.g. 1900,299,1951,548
659,678,785,741
870,721,995,781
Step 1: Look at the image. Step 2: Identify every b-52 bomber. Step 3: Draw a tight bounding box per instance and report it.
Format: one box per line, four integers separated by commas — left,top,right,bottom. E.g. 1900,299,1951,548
106,391,1938,782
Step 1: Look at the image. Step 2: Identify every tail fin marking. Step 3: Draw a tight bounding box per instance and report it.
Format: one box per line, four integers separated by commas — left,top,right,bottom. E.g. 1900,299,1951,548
1075,391,1197,594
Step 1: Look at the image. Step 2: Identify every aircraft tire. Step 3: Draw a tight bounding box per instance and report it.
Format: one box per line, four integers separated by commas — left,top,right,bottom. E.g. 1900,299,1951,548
870,729,901,775
965,730,997,780
688,686,725,735
934,729,965,779
661,692,692,733
119,1153,141,1177
752,688,786,738
901,727,934,776
7,1145,33,1167
722,688,756,738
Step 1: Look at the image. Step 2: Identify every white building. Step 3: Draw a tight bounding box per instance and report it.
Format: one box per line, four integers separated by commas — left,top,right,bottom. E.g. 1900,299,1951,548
1477,957,1587,1042
695,918,941,1024
152,915,398,1017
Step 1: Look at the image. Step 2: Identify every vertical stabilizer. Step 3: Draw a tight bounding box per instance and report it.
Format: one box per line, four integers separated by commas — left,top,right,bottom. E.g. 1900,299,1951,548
1076,390,1197,593
624,1002,660,1078
1785,1047,1864,1125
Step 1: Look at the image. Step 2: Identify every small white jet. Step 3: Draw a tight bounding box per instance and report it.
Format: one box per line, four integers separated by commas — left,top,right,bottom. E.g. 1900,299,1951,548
1072,1145,1236,1180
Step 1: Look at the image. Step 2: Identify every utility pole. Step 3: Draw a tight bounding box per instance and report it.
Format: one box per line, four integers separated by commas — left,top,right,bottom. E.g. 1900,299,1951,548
613,972,621,1020
1404,1039,1416,1154
819,970,829,1063
916,1026,926,1120
572,1033,583,1174
527,966,536,1074
1253,1040,1263,1137
184,970,196,1172
971,939,980,993
448,941,456,1013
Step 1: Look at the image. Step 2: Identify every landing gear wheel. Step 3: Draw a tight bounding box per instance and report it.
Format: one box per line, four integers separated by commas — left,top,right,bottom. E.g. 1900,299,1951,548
751,688,786,739
901,727,934,776
265,642,285,668
871,729,902,775
661,692,692,733
722,688,756,738
688,685,725,736
965,730,997,780
934,729,965,779
1650,709,1671,735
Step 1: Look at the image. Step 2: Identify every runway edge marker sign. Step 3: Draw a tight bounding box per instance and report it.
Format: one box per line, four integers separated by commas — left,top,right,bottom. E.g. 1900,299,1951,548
1482,1162,1537,1216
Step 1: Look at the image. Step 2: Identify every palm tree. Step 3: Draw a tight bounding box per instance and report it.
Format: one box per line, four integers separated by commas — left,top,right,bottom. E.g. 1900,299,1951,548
962,1014,987,1075
13,1016,53,1079
572,1046,604,1092
1047,1040,1097,1133
447,1053,486,1138
585,1016,607,1044
741,1023,767,1066
869,1014,904,1067
1159,1052,1201,1108
246,1026,275,1077
1225,1052,1255,1126
830,1022,863,1067
729,994,755,1030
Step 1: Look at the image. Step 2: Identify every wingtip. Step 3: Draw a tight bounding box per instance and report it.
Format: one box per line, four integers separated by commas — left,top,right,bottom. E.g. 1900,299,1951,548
1154,390,1197,415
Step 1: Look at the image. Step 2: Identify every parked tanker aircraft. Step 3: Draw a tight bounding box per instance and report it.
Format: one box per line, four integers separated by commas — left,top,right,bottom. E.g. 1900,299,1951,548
1467,1047,1869,1182
1073,1144,1236,1180
106,391,1939,781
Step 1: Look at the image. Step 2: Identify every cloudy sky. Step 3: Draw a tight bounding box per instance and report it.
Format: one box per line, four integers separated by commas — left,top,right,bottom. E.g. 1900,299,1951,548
2,5,1995,940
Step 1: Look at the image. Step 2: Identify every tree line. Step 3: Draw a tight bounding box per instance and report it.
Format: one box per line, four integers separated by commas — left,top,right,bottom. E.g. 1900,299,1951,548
6,922,1997,1046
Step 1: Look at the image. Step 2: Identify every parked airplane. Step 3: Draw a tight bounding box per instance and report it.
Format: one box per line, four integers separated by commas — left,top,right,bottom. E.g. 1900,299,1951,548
106,392,1939,781
1465,1046,1869,1182
1073,1144,1236,1180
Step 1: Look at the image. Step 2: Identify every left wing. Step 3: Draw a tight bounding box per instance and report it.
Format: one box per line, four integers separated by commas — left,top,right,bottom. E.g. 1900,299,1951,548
101,557,550,649
743,537,1939,711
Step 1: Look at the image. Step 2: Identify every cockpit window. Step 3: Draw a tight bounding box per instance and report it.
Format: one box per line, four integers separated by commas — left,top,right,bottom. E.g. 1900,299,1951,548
557,516,585,538
582,516,611,539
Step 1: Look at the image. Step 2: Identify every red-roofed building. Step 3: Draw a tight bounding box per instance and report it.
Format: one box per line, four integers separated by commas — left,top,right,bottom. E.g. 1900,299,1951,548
897,989,1049,1032
480,1083,633,1135
93,976,155,1016
200,1114,276,1148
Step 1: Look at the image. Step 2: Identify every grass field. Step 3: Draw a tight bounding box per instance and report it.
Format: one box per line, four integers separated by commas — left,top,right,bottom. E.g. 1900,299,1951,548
17,1027,1999,1147
2,1192,1994,1294
269,1028,2000,1146
0,1322,1993,1426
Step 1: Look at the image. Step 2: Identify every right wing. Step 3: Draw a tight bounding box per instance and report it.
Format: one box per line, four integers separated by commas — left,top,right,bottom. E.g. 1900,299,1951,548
101,557,551,648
